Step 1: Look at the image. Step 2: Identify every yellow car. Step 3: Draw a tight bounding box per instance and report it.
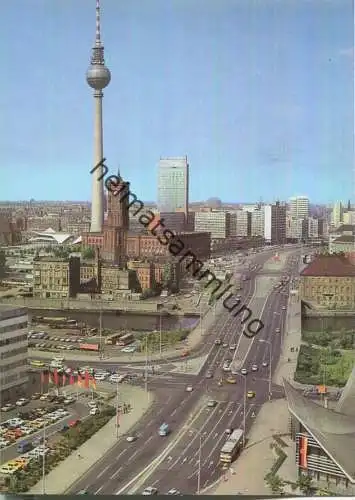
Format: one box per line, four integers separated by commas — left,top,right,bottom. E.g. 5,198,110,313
11,458,29,468
226,377,237,384
247,391,255,399
0,463,21,474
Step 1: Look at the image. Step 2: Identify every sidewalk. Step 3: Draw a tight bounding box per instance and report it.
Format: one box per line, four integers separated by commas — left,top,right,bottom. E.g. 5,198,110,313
28,385,153,494
274,292,302,385
211,399,292,495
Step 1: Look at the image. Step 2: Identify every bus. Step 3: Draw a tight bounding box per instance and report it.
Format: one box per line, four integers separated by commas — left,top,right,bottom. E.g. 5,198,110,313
29,360,46,368
219,429,244,464
117,333,134,347
105,333,123,345
158,423,170,436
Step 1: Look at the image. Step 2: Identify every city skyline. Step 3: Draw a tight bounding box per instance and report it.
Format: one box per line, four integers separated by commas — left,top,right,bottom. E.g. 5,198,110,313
1,0,353,203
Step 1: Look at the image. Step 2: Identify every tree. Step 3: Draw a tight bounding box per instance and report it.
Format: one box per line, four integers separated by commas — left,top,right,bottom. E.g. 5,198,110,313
82,246,96,259
265,473,285,494
296,474,313,495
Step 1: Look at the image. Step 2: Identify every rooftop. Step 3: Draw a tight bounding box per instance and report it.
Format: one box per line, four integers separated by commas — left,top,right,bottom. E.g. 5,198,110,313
300,254,355,277
332,235,355,243
331,224,355,234
0,304,27,321
284,379,355,482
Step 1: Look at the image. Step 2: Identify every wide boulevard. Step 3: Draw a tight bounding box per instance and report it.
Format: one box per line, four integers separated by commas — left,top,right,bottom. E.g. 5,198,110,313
64,247,300,495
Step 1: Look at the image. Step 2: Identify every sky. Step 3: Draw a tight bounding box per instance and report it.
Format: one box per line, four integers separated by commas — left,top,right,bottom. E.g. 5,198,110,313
1,0,353,204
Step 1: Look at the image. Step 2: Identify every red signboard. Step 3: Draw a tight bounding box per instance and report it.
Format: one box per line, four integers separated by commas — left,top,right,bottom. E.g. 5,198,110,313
79,343,99,351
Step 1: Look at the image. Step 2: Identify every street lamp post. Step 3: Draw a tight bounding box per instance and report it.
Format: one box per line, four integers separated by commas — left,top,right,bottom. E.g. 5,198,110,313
237,373,247,447
200,300,203,336
159,312,162,357
259,339,272,400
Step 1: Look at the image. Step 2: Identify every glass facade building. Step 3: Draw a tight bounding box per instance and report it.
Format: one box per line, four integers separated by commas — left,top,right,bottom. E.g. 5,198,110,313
157,157,189,216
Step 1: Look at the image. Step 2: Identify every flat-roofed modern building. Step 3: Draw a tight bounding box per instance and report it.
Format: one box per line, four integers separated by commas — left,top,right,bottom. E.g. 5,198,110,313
284,378,355,494
157,157,189,218
0,305,28,403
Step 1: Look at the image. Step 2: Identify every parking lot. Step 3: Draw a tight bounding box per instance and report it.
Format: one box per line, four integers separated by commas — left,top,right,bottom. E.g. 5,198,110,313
0,395,90,464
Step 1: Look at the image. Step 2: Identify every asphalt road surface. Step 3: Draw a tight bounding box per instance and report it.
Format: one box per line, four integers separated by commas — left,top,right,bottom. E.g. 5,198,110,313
67,249,300,495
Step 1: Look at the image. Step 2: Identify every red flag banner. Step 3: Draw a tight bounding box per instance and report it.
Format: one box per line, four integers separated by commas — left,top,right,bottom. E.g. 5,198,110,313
77,374,83,388
69,373,75,385
299,436,308,468
62,373,66,386
53,369,59,386
84,371,90,389
89,376,97,390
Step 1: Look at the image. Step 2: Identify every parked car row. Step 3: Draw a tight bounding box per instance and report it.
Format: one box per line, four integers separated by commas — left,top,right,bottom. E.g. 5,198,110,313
0,445,52,475
0,408,69,449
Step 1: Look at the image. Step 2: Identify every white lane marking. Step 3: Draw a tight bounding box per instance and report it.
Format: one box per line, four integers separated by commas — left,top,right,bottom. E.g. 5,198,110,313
167,404,224,471
186,402,237,479
128,449,141,463
95,485,104,494
116,448,127,461
170,408,177,417
97,464,110,479
110,466,122,480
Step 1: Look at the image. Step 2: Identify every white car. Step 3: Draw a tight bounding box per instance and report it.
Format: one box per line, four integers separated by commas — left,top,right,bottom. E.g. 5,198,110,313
126,435,137,442
167,489,180,495
88,401,98,408
241,368,247,375
275,328,280,333
262,361,268,367
15,398,29,407
251,365,258,372
229,345,236,351
185,386,193,392
89,408,99,416
282,306,286,310
142,487,158,495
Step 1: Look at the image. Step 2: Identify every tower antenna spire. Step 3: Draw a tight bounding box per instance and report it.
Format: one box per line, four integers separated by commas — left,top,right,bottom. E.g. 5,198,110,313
95,0,101,45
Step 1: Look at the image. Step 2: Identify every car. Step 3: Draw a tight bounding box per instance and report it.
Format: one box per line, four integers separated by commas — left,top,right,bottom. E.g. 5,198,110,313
262,361,268,367
282,306,286,310
247,391,255,399
126,435,137,442
205,371,213,379
88,401,98,408
142,487,158,495
167,489,180,495
222,343,228,348
229,344,236,351
1,404,15,412
207,400,217,408
214,339,222,345
89,408,99,416
223,364,231,372
251,365,258,372
31,393,41,400
16,398,30,407
39,394,48,401
275,328,280,333
225,428,233,435
226,377,237,384
69,419,81,428
185,386,193,392
64,397,75,405
241,368,247,375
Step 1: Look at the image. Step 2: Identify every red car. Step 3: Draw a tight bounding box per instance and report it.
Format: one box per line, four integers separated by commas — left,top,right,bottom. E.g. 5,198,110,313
69,419,81,428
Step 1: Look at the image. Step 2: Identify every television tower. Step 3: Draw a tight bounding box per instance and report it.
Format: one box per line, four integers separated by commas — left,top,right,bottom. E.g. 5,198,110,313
87,0,111,233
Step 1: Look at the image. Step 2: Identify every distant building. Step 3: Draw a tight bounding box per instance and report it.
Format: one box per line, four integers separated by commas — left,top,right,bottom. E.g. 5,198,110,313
264,202,286,244
332,202,344,228
251,209,265,237
289,196,309,219
0,305,28,403
300,254,355,310
231,210,251,237
157,156,189,218
194,211,231,239
33,256,81,299
329,225,355,254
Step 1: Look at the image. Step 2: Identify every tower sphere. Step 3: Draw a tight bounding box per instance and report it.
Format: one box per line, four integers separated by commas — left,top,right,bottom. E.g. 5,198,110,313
86,65,111,90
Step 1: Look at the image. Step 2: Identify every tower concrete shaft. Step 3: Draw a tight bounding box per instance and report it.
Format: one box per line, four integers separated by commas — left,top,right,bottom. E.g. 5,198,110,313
91,91,105,232
87,0,111,233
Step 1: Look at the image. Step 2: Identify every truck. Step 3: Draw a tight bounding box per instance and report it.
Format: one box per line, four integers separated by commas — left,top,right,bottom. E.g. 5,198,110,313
158,423,170,436
219,429,244,464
